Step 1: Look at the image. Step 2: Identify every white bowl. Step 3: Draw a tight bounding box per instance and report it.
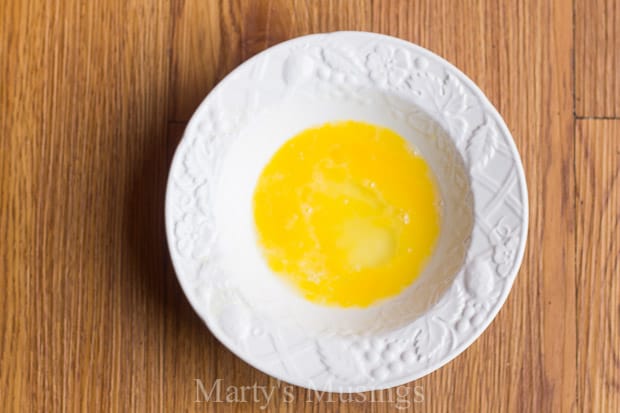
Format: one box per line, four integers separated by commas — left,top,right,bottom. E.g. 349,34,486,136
165,32,528,392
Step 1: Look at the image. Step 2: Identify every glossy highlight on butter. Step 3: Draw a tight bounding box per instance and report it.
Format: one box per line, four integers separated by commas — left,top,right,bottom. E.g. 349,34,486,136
253,120,441,307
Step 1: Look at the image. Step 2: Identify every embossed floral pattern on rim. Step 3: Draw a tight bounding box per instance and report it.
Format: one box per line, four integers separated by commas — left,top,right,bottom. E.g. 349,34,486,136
165,32,528,392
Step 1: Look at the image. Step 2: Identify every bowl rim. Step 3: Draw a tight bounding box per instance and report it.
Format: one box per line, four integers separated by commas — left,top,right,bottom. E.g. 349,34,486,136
165,31,529,392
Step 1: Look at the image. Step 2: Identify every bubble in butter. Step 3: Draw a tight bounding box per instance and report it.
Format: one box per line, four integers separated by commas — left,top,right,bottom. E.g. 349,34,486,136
253,120,441,307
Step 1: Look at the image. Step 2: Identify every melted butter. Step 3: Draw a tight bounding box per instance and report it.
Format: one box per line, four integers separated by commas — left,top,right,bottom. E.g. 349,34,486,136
253,120,441,307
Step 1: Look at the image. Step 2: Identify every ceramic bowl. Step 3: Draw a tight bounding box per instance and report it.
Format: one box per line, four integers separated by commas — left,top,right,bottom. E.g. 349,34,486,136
165,32,528,392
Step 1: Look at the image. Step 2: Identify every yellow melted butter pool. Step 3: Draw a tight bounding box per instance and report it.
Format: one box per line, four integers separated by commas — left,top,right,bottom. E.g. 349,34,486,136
253,120,441,307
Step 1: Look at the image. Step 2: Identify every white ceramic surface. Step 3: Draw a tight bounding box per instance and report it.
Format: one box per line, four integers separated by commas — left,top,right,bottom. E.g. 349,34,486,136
165,32,528,392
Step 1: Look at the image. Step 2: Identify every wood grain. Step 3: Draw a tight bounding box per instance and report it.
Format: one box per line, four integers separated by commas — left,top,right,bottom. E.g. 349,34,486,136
1,0,171,411
575,0,620,117
576,120,620,413
1,0,617,411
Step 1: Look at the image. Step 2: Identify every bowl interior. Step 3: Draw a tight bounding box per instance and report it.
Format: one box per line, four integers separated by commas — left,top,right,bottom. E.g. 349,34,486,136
211,88,474,335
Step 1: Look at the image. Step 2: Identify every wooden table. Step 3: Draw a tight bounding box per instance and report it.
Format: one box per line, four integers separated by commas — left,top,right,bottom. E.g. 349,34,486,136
2,0,618,411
